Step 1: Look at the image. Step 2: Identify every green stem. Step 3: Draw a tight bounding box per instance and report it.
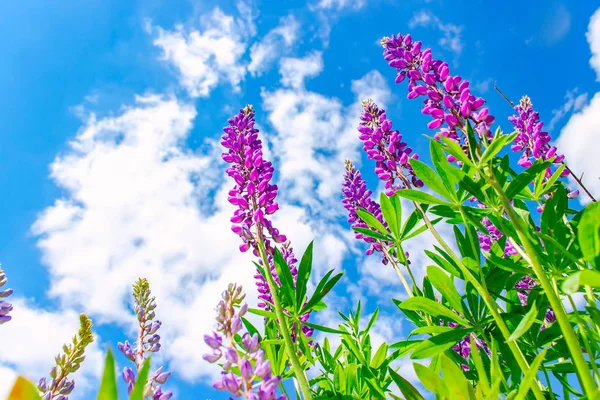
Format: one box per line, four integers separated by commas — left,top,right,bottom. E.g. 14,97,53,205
381,241,414,297
256,239,313,399
484,169,597,397
410,200,546,400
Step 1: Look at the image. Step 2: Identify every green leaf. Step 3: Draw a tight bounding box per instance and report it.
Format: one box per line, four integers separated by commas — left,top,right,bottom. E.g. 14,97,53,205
365,307,380,333
479,132,516,166
465,120,479,164
414,363,448,394
409,325,455,337
380,192,402,238
357,208,389,235
469,337,490,394
130,357,150,400
97,349,118,400
507,303,538,342
272,247,296,308
247,307,276,319
295,241,313,308
437,136,474,167
388,367,425,400
430,140,458,197
352,227,393,242
514,348,548,400
562,270,600,295
427,265,465,315
403,218,442,241
8,377,42,400
578,202,600,267
370,342,388,369
411,328,472,359
409,158,453,200
398,297,471,326
440,354,473,399
301,320,346,335
396,189,452,206
505,160,551,199
302,270,344,314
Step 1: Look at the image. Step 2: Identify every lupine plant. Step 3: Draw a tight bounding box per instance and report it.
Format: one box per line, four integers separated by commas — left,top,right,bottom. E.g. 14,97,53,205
0,266,13,324
8,29,600,400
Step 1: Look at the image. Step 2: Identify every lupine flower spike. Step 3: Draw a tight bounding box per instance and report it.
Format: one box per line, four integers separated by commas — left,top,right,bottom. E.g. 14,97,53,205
38,314,94,400
382,34,495,156
203,283,285,400
221,105,312,338
118,278,172,400
0,266,13,324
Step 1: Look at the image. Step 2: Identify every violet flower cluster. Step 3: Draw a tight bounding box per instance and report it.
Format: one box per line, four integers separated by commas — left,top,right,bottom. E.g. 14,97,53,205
204,284,285,400
342,160,413,268
508,95,579,200
358,99,423,195
0,267,13,324
443,319,491,371
221,105,312,338
38,314,94,400
382,34,494,152
515,276,556,329
342,160,390,261
118,278,172,400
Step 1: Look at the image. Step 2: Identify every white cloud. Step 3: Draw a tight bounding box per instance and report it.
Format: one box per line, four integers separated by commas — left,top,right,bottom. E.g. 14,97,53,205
587,6,600,80
248,15,300,76
555,92,600,202
409,11,464,60
0,299,104,398
30,88,353,386
151,3,255,97
279,51,324,89
314,0,367,11
548,88,589,131
262,65,391,218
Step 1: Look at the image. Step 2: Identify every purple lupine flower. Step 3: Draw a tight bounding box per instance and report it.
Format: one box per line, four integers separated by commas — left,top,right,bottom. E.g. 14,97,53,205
0,267,13,324
38,315,94,400
118,278,172,399
221,105,312,338
342,160,390,261
359,99,423,195
515,276,555,329
442,319,490,371
204,284,286,400
508,95,578,200
382,34,494,154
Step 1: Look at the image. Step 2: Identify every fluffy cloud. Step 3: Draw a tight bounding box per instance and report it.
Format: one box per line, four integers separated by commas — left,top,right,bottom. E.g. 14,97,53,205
409,11,464,60
0,299,104,398
263,55,391,220
28,87,354,385
151,3,255,97
588,6,600,80
279,51,324,89
555,92,600,202
555,8,600,203
248,15,300,76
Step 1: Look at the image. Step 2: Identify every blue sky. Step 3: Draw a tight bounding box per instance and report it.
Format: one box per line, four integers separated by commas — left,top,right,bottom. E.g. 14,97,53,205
1,0,599,398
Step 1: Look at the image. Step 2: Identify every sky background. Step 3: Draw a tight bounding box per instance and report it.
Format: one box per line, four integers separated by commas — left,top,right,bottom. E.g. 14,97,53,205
1,0,600,398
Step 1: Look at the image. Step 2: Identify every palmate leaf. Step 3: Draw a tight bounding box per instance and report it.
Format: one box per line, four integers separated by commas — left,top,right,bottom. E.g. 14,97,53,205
380,192,402,238
388,367,424,400
507,303,538,342
295,241,314,308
